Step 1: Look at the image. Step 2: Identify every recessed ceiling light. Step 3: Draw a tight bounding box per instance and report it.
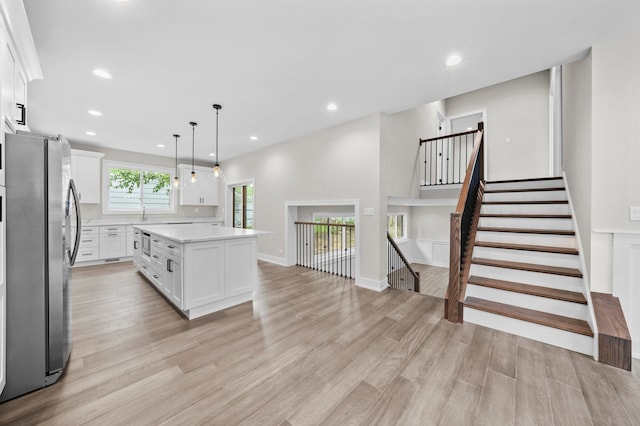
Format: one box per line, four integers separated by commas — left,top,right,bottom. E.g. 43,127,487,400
88,110,103,116
249,136,258,141
85,131,96,136
157,144,165,148
327,103,338,111
467,127,473,131
446,54,462,67
209,153,216,157
92,69,113,79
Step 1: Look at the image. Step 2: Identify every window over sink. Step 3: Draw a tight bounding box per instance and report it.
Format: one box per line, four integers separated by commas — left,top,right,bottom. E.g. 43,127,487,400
102,160,176,214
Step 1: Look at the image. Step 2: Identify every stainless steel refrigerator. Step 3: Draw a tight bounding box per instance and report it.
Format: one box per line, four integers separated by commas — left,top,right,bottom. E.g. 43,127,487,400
0,131,81,402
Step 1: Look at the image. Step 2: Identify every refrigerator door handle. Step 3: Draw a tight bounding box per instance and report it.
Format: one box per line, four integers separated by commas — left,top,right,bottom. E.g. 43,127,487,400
67,179,82,266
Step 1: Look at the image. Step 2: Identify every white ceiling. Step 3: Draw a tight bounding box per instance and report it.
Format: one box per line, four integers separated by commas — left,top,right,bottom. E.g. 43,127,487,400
23,0,640,164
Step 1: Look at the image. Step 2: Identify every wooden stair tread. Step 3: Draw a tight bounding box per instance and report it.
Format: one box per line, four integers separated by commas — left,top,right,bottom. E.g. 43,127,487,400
468,275,586,304
464,297,593,336
487,176,563,184
471,257,583,278
480,213,572,219
475,241,579,255
477,227,575,236
484,187,565,194
483,200,568,205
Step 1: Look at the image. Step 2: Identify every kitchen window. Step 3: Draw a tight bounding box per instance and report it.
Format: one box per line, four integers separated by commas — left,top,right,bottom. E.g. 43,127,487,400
102,161,175,214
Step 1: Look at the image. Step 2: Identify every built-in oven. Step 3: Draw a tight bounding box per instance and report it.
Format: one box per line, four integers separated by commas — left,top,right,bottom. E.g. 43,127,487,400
142,232,151,257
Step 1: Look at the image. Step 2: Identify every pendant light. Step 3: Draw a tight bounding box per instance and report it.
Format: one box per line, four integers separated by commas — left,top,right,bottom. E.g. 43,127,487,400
212,104,222,177
189,121,197,182
173,134,180,187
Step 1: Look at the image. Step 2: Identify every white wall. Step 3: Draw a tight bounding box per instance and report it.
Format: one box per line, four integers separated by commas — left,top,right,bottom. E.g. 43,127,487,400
446,71,550,181
590,31,640,293
221,114,383,286
562,53,593,275
70,142,218,220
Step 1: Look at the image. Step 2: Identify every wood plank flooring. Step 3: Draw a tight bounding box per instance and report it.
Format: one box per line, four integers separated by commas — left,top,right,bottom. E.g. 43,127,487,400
0,261,638,425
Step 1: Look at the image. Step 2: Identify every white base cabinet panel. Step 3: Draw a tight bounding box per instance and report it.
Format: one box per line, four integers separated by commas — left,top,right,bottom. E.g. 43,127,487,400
183,241,225,309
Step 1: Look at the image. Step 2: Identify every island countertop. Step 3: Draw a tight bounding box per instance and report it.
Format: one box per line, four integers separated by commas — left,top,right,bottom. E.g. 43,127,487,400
133,223,267,243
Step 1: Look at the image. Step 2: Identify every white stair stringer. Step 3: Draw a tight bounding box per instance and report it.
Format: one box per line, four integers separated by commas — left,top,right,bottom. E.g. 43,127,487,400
473,246,580,269
483,190,567,202
464,307,594,356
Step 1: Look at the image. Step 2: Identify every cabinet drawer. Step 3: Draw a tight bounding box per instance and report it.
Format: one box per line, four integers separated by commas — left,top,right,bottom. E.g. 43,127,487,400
81,226,99,235
100,225,125,234
76,248,99,262
78,235,99,248
163,241,182,257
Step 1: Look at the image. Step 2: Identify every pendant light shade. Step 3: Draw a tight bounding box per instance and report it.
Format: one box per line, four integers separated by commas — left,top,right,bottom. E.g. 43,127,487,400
189,121,197,182
173,134,180,187
212,104,222,177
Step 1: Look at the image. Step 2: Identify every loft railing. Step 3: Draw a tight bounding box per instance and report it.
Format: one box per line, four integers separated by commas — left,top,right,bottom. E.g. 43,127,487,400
295,221,355,279
419,128,479,186
446,122,485,323
387,233,420,292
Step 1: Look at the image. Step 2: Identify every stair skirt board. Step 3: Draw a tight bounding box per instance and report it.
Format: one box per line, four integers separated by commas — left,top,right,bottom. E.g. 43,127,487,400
480,203,571,215
464,307,594,356
476,230,577,249
478,217,574,231
469,264,583,292
485,179,564,191
466,284,589,320
483,190,567,202
472,246,581,269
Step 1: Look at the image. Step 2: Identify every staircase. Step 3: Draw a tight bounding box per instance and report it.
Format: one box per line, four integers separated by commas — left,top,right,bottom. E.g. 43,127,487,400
463,176,595,356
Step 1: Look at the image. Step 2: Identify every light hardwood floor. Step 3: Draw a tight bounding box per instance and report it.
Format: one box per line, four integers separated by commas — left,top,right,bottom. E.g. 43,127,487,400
411,263,449,299
0,261,638,425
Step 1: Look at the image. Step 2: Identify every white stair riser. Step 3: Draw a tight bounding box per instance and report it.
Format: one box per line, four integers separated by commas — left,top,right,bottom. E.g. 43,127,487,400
485,180,564,191
466,284,588,320
464,308,593,356
473,246,581,269
484,190,567,202
476,231,577,249
481,203,571,215
478,217,573,231
469,264,583,291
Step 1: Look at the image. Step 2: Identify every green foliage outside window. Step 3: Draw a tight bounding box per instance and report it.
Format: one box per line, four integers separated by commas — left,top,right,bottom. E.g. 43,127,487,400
110,168,170,195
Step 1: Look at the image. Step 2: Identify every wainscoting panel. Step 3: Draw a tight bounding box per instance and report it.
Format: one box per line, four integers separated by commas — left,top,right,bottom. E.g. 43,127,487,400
612,233,640,359
416,239,449,267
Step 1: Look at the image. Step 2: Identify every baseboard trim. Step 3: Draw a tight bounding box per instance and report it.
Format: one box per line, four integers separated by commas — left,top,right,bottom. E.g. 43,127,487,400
356,276,388,292
257,253,290,267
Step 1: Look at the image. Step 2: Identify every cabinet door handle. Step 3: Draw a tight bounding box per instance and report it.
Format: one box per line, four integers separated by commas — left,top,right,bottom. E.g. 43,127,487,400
134,241,139,249
16,103,26,125
107,228,118,231
142,265,147,269
82,239,92,243
108,233,118,236
152,255,159,259
167,245,175,249
153,239,160,242
153,274,159,279
167,258,173,272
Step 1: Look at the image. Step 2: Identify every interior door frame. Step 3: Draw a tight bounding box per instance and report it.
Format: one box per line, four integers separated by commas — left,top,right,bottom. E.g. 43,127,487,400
445,109,488,179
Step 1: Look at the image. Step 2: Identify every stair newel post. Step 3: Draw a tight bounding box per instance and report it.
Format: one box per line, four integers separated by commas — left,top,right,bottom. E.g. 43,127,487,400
446,212,462,322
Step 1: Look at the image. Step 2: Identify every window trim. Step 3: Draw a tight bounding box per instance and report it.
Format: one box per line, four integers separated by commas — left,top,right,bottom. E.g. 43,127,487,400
102,160,176,215
387,212,408,241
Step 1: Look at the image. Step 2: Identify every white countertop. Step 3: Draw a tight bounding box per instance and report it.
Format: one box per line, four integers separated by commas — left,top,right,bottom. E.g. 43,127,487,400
133,223,268,243
82,217,224,227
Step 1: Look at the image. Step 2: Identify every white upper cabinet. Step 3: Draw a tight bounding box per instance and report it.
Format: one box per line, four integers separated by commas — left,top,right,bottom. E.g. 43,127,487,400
177,164,219,206
71,149,105,204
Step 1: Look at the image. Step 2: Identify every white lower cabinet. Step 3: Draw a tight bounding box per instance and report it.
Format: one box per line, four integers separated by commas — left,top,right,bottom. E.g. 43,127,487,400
183,241,225,309
99,226,126,259
224,238,256,297
76,226,99,261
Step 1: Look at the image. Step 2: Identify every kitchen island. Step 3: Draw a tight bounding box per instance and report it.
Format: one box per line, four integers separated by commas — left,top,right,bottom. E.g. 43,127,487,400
132,223,263,319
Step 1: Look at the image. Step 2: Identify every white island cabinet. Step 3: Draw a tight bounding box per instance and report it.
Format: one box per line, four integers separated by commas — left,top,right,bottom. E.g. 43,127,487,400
132,223,263,319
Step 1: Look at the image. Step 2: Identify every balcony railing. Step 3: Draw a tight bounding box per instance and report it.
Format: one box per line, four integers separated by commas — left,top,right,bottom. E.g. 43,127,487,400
387,233,420,292
419,128,480,186
295,221,355,279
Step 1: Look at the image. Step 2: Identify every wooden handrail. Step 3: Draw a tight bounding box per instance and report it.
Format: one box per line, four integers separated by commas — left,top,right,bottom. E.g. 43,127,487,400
294,221,355,228
419,128,478,144
387,232,420,292
455,125,484,213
